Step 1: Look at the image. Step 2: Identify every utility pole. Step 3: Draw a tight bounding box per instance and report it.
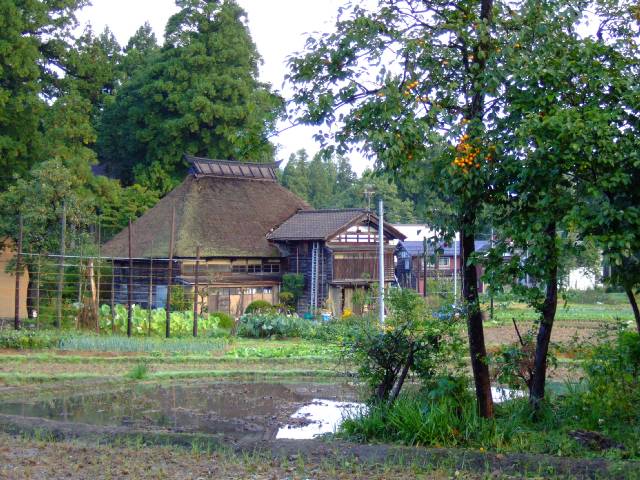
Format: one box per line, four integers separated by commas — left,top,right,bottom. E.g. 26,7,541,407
454,235,458,304
490,228,494,320
378,198,385,325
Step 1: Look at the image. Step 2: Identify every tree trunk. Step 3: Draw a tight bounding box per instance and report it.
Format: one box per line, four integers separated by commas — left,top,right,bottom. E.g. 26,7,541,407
625,286,640,334
388,347,414,405
461,221,494,418
530,223,558,410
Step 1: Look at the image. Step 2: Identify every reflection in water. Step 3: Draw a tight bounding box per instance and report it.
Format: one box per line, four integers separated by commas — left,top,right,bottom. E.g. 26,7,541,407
491,387,526,403
0,381,524,441
0,381,358,439
276,400,365,440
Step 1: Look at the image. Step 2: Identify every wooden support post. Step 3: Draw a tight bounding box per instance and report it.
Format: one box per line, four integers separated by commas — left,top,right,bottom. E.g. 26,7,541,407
193,245,200,337
56,200,66,329
148,242,154,336
127,218,133,338
88,259,97,332
35,252,41,330
166,205,176,338
96,218,101,333
110,257,116,333
14,215,23,330
76,247,83,330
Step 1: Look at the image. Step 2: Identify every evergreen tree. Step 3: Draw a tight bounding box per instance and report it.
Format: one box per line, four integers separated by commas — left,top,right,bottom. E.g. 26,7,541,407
0,0,86,188
98,0,283,193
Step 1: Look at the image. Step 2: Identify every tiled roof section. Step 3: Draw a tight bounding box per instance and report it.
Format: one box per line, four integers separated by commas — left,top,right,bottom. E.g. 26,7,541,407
400,240,490,256
187,155,279,182
267,209,369,241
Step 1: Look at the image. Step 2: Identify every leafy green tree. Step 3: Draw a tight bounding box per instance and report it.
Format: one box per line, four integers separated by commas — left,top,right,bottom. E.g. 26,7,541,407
0,0,87,188
288,0,500,417
99,0,283,192
482,1,640,406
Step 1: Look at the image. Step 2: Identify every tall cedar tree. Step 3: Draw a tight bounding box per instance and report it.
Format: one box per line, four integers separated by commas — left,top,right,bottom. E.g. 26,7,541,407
98,0,283,193
0,0,87,188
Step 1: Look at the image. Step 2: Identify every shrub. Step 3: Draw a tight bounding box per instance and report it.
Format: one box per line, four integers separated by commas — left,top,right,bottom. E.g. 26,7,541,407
211,311,235,329
0,330,65,349
169,285,192,311
244,300,274,314
343,288,464,402
565,330,640,427
278,292,295,308
282,273,304,304
237,312,311,338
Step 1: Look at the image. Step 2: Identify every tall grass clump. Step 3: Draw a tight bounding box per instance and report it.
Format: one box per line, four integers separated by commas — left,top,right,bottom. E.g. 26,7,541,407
126,362,149,380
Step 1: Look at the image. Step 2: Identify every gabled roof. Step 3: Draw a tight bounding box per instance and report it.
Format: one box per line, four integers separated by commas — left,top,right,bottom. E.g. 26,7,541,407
102,163,310,258
267,208,406,242
187,155,279,181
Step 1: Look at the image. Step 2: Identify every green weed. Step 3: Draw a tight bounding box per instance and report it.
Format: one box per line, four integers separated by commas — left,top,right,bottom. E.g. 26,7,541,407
126,362,149,380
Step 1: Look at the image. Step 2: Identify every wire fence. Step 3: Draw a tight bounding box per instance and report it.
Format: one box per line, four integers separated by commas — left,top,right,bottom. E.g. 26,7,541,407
0,251,279,337
2,212,467,336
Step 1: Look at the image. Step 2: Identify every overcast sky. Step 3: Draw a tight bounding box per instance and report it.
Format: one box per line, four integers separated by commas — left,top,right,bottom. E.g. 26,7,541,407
77,0,372,173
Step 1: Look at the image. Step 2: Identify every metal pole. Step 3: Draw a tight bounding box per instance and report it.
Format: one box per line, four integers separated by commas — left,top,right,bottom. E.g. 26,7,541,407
166,205,176,338
56,200,66,329
14,215,23,330
422,237,427,298
193,245,200,337
127,218,133,337
378,198,384,325
453,235,458,304
490,228,494,320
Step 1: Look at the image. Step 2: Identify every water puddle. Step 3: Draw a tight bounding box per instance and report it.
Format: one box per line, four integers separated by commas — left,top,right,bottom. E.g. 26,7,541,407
492,387,526,403
0,381,524,441
276,400,365,439
0,381,358,440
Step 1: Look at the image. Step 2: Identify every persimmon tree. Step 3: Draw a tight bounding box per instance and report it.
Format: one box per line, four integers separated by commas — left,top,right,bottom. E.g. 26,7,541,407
485,0,640,408
288,0,518,418
288,0,640,416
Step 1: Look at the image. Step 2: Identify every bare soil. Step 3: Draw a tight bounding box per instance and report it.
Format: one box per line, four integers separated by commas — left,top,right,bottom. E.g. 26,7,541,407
483,322,605,346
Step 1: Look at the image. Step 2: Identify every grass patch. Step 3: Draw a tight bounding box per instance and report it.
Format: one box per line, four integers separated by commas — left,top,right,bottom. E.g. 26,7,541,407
224,339,340,359
59,335,228,354
484,301,635,325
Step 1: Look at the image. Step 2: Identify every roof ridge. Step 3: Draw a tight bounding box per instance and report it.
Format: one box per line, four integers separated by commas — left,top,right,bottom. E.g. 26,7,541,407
185,155,280,168
296,208,368,214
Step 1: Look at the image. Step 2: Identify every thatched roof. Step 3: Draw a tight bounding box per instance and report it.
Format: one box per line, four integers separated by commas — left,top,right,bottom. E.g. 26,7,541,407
103,173,310,259
267,209,406,242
